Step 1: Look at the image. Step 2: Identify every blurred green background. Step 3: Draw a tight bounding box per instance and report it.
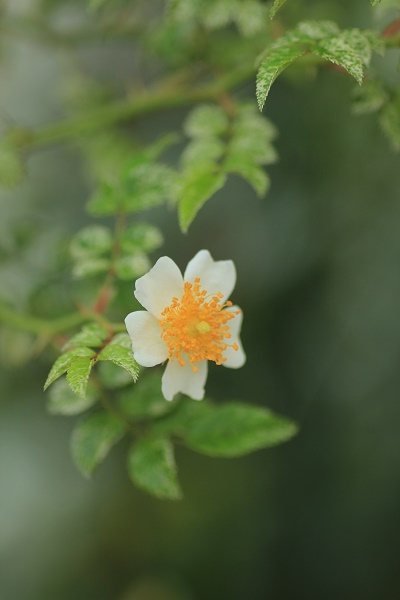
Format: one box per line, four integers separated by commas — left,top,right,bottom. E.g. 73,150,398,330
1,0,400,599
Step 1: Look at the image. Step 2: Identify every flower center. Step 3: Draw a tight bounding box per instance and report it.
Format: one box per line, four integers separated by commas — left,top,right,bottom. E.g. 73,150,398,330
160,278,239,371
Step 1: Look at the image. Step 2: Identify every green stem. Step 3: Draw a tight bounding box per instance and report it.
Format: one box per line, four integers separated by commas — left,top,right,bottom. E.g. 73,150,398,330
0,300,86,334
8,63,255,151
0,298,125,335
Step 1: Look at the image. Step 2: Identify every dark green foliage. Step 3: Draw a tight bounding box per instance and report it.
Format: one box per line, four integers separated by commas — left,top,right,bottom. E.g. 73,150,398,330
71,411,127,477
127,437,182,500
118,372,177,420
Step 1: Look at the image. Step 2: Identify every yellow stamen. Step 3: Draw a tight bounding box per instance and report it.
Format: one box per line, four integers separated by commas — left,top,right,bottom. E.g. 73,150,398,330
160,278,240,371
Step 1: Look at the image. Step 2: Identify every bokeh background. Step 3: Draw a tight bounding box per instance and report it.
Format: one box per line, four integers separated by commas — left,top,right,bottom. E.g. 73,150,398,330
1,0,400,599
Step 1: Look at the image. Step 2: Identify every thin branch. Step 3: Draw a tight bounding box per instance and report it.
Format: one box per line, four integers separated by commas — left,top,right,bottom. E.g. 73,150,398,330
0,298,124,335
7,63,255,151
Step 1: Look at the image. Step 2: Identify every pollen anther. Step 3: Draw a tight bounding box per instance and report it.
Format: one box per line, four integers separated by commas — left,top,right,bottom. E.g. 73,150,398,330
160,279,239,371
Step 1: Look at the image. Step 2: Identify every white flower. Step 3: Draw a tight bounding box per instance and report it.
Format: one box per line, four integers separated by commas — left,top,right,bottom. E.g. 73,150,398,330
125,249,246,401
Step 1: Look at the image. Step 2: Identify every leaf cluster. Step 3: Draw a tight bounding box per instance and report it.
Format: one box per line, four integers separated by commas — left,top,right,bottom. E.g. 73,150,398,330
178,102,278,231
256,21,384,110
44,324,139,399
69,221,163,281
64,371,297,500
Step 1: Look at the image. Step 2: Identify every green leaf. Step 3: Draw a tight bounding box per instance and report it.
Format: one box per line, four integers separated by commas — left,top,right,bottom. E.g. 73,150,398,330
44,347,95,390
178,168,227,232
70,225,113,260
97,333,139,380
234,103,278,141
228,104,278,170
0,145,24,188
71,412,127,477
313,30,368,85
122,162,177,212
225,159,270,197
184,104,229,138
66,356,95,398
371,0,382,5
114,253,151,281
297,20,340,40
87,181,119,216
63,323,109,351
120,223,163,253
118,372,177,420
127,437,182,500
151,398,214,436
87,135,178,216
270,0,287,18
183,402,298,457
257,43,309,110
97,360,133,389
380,98,400,151
72,257,111,279
234,0,268,37
48,378,98,416
181,138,225,168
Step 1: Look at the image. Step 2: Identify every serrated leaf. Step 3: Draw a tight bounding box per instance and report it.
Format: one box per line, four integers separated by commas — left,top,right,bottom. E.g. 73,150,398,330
118,372,177,420
114,253,151,281
380,98,400,151
66,356,95,398
48,378,98,416
178,168,227,232
70,225,113,260
256,43,309,110
313,33,366,85
127,437,182,500
44,347,95,390
257,23,381,110
72,257,111,279
270,0,287,18
184,104,229,138
120,223,163,253
63,323,109,351
0,145,24,188
71,412,127,477
183,402,298,457
98,334,139,380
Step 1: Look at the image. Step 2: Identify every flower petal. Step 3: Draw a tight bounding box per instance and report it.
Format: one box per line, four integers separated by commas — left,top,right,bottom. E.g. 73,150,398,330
134,256,184,318
184,249,236,302
125,311,169,367
161,359,208,401
222,305,246,369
